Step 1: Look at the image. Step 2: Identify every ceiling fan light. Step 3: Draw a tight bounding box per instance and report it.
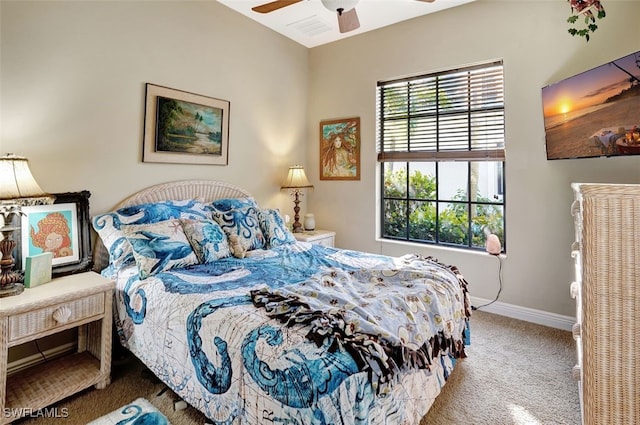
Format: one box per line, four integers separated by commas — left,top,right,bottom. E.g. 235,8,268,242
320,0,359,13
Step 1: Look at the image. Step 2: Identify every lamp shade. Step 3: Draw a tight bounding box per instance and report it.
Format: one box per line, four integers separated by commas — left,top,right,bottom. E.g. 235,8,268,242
281,165,313,189
0,154,49,201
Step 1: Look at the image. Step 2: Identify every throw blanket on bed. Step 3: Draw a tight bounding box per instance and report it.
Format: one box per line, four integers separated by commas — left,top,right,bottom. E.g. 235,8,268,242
251,254,469,392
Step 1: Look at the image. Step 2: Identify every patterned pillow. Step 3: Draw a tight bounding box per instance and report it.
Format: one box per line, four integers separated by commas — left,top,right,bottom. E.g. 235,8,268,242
212,205,265,251
208,197,259,213
180,218,231,263
92,199,209,268
259,209,296,248
121,219,199,280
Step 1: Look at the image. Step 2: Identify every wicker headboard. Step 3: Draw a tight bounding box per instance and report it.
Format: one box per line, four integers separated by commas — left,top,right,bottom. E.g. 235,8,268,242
92,179,252,272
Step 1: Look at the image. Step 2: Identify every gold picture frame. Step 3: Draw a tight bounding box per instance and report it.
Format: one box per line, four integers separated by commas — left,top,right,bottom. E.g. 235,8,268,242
319,117,360,180
143,83,230,165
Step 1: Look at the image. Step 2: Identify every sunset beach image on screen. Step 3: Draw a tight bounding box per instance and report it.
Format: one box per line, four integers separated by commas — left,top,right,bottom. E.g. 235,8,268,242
541,50,640,160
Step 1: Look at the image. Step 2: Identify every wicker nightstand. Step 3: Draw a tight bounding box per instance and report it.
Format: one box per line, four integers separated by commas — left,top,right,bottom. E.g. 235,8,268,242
0,271,114,423
293,230,336,248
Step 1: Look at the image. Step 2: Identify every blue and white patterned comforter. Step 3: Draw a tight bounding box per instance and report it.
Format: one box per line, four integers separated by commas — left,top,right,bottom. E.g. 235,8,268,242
108,242,470,425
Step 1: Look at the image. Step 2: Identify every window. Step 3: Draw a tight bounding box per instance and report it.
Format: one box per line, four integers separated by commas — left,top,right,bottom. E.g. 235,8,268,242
377,61,505,252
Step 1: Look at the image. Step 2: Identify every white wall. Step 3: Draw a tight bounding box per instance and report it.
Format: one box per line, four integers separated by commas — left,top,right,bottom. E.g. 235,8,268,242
1,1,309,215
307,0,640,318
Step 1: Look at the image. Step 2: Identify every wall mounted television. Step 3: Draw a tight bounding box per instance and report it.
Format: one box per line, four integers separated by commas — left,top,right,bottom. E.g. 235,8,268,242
542,50,640,160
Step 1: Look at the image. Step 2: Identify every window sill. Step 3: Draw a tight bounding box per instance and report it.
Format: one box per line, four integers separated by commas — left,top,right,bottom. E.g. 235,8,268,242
376,237,506,259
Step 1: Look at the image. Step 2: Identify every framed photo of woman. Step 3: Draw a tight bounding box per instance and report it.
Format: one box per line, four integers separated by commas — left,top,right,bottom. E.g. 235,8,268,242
20,191,93,277
319,117,360,180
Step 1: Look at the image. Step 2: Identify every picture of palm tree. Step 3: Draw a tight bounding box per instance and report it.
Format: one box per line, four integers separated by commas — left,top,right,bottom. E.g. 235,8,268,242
156,96,224,156
542,50,640,159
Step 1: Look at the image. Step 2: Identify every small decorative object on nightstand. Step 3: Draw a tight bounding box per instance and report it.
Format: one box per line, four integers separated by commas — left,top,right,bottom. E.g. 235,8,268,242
23,252,53,288
303,213,315,231
0,271,115,423
293,229,335,248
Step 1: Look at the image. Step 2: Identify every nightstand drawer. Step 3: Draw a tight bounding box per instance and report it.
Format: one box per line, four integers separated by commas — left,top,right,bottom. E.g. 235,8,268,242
8,292,105,343
314,235,334,247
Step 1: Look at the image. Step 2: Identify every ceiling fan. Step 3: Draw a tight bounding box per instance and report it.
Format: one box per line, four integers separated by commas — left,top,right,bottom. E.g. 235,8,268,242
251,0,436,34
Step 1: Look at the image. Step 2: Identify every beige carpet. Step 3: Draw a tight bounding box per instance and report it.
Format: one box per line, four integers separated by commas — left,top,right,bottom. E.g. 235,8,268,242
420,310,580,425
15,310,580,425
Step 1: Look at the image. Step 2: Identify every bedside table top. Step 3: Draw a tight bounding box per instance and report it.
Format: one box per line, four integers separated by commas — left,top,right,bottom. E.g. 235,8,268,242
0,271,114,316
293,229,335,236
293,229,335,242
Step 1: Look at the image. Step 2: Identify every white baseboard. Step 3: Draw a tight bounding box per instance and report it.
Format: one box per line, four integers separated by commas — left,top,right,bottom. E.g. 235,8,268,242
7,342,76,376
470,296,575,331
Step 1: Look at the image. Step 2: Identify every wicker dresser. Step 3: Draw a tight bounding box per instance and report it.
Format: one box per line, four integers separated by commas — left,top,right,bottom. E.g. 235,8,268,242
0,271,114,423
570,183,640,425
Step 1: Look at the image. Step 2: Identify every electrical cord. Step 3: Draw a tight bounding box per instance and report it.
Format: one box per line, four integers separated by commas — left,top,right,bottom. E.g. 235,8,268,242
34,339,48,362
472,253,503,311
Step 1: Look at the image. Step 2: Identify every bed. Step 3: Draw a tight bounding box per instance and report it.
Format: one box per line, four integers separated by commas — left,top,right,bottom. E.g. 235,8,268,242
92,179,471,425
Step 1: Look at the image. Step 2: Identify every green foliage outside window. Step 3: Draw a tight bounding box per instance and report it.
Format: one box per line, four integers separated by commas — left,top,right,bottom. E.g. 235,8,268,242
383,167,504,250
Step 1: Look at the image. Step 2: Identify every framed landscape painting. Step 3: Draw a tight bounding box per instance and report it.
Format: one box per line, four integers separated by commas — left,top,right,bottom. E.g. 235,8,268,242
143,83,230,165
319,117,360,180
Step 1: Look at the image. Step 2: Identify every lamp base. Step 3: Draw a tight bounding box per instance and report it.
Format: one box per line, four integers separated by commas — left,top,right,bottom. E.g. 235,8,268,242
0,225,23,297
290,189,304,234
0,282,24,298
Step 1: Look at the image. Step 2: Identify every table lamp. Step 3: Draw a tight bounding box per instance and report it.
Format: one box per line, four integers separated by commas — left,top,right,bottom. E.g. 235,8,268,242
0,154,53,297
281,165,313,233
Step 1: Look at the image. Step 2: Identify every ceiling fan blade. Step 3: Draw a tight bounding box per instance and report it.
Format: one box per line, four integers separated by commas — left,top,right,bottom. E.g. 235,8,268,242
251,0,303,14
416,0,435,2
337,8,360,33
